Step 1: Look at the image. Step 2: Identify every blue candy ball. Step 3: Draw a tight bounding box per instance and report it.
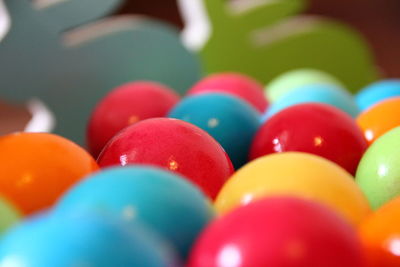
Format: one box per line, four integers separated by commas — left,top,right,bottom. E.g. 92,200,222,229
55,166,214,258
263,84,359,121
168,93,260,169
356,79,400,111
0,212,179,267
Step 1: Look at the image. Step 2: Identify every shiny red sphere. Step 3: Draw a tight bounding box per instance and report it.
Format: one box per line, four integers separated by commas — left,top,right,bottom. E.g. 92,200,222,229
98,118,234,199
187,73,268,113
189,197,365,267
250,103,368,175
87,81,180,157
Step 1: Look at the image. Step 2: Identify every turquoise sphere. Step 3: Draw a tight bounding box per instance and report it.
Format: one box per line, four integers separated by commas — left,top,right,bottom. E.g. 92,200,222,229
263,84,359,121
355,79,400,111
0,212,179,267
55,166,213,258
169,93,260,169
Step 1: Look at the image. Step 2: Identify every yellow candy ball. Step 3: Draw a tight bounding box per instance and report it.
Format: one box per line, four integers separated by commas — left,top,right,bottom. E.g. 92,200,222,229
215,152,371,225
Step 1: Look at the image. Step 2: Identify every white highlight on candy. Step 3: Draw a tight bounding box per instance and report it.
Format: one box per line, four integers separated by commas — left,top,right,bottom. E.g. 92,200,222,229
218,245,242,267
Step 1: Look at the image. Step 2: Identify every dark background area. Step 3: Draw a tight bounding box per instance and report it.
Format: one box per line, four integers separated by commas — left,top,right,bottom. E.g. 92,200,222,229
116,0,400,77
2,0,400,133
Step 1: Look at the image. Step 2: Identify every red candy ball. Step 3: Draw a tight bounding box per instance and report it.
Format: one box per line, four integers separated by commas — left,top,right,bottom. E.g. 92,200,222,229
250,103,368,175
98,118,234,199
187,73,268,113
87,81,180,157
189,197,365,267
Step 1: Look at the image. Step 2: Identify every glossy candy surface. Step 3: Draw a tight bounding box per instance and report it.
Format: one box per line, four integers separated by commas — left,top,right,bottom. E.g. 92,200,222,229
266,69,345,103
356,79,400,111
87,81,180,157
190,197,364,267
187,73,268,113
0,212,179,267
0,133,99,215
356,127,400,210
98,118,234,199
251,103,368,175
357,97,400,145
169,93,260,169
215,152,371,225
263,84,359,120
56,166,214,257
359,196,400,267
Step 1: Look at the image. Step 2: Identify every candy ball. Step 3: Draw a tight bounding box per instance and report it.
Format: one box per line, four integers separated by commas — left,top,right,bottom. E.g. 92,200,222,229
251,103,368,175
98,118,234,199
0,212,179,267
263,84,359,120
87,81,180,157
0,196,21,234
55,166,214,257
265,69,345,103
356,127,400,210
215,152,371,225
189,197,364,267
0,133,99,215
356,79,400,111
169,93,260,169
357,97,400,145
187,72,268,113
359,196,400,267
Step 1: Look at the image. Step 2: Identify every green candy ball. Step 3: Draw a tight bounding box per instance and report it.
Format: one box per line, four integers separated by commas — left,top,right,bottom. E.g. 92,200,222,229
356,127,400,210
0,196,21,234
265,69,345,103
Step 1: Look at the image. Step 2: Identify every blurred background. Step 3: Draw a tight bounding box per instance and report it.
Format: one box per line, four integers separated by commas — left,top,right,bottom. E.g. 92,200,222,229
1,0,400,134
116,0,400,77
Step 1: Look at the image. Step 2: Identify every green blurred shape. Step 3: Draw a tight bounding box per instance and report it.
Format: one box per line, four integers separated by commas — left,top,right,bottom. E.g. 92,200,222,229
195,0,379,92
0,196,21,234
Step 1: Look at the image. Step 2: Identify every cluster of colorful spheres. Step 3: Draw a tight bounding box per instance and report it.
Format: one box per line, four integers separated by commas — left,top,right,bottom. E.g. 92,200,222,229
2,70,400,266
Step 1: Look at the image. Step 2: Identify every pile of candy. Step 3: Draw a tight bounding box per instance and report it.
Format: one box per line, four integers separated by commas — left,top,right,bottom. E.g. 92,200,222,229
1,70,400,266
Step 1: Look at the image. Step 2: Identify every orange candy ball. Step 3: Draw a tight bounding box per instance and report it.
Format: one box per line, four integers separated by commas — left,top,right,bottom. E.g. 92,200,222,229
359,196,400,267
0,133,99,215
357,97,400,144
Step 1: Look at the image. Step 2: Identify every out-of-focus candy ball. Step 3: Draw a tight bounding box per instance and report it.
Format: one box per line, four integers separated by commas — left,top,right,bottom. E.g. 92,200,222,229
87,81,180,157
265,69,345,103
356,79,400,111
263,84,359,120
187,72,268,113
0,133,99,215
0,212,179,267
359,196,400,267
251,103,368,175
189,197,365,267
356,127,400,210
169,93,260,169
0,196,21,234
215,152,371,225
55,166,214,258
98,118,234,199
357,97,400,145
